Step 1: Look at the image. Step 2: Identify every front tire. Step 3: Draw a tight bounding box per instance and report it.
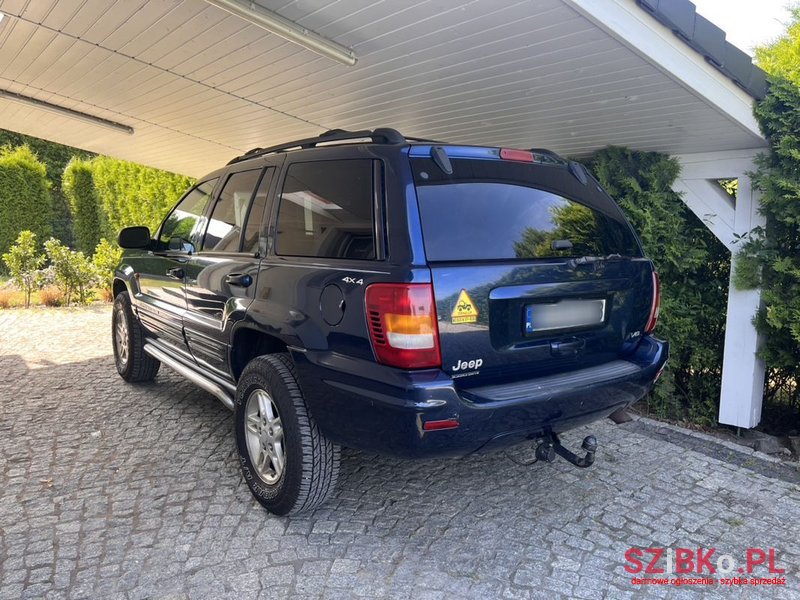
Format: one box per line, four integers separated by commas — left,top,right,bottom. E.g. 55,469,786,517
112,292,160,382
235,354,339,515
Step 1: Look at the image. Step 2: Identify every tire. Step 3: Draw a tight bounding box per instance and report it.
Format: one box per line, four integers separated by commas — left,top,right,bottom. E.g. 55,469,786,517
112,291,160,382
235,354,340,515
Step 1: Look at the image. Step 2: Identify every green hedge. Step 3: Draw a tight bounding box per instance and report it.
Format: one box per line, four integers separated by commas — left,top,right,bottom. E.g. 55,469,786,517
0,146,53,270
0,129,94,247
63,158,106,255
90,156,194,237
587,147,730,424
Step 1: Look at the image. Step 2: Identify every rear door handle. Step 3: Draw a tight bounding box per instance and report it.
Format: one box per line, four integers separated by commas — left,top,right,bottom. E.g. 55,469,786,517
225,273,253,287
166,267,184,279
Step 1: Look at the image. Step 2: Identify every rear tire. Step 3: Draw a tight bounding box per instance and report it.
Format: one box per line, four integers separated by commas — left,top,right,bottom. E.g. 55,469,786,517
235,354,340,515
112,292,160,382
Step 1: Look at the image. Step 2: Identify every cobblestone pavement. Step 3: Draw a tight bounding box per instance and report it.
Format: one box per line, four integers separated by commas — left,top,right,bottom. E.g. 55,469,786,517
1,307,799,600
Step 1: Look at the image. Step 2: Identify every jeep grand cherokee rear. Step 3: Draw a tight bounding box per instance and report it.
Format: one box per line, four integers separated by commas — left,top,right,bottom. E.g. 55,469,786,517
112,128,667,515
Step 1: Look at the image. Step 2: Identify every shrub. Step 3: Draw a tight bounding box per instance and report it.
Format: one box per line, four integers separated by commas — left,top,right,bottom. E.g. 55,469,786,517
43,238,96,305
63,158,106,255
587,147,730,425
0,146,53,268
92,238,122,296
39,285,64,307
90,156,194,236
1,230,45,307
98,287,115,303
0,289,13,308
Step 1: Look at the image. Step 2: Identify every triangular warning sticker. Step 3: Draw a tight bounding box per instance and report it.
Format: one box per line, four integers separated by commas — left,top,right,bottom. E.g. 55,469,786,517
451,289,479,324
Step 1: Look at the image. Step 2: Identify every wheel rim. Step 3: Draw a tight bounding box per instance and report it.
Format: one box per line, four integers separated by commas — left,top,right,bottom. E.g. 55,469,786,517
114,309,129,367
245,389,285,484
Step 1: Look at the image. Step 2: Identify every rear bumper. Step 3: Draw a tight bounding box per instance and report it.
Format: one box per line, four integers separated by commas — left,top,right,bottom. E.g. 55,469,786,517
292,336,668,458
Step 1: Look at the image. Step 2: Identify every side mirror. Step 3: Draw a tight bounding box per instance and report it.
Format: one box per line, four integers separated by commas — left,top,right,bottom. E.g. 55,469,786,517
118,226,151,249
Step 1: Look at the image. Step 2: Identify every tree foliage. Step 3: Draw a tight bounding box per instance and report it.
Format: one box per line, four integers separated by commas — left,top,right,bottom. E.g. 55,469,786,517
92,238,123,293
90,156,194,236
63,158,107,255
1,230,45,307
43,238,96,305
587,147,731,424
755,7,800,86
0,146,53,272
0,129,94,246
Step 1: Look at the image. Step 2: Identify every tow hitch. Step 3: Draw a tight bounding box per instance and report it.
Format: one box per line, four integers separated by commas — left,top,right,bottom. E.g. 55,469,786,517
535,433,598,468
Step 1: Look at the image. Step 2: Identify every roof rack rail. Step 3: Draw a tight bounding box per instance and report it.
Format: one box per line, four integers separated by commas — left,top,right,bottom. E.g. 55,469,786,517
228,127,406,164
404,136,444,144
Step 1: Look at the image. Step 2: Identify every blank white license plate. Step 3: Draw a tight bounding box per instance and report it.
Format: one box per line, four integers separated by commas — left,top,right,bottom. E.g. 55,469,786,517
524,299,606,334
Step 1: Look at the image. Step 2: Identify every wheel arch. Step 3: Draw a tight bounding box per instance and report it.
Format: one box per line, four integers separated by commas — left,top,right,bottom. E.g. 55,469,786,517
113,278,128,299
230,326,289,381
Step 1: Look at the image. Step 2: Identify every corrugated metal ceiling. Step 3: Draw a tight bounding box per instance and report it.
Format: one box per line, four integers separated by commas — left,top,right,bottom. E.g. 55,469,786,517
0,0,766,176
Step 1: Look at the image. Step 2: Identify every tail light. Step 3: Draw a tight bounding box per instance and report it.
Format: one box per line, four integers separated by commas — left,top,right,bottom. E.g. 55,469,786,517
645,272,661,334
365,283,441,369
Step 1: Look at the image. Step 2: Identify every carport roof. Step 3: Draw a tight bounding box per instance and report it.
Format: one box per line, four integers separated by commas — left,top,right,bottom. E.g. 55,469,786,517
0,0,767,176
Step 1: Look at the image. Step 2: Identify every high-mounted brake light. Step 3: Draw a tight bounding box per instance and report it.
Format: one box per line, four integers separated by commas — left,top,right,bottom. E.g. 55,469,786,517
500,148,534,162
365,283,441,369
645,272,661,334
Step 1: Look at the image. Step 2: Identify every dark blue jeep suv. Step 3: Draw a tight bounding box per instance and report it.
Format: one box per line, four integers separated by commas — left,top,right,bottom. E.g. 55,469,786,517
112,128,668,515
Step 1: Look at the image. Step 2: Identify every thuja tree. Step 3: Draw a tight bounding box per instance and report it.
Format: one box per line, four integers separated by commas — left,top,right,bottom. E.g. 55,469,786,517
63,158,107,255
0,129,94,247
0,145,53,269
587,147,730,424
734,78,800,403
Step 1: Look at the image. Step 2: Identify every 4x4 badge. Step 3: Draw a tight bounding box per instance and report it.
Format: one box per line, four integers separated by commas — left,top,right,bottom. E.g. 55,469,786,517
451,289,479,324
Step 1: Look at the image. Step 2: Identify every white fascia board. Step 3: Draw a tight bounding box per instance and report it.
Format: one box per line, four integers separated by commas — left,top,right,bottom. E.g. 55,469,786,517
566,0,764,142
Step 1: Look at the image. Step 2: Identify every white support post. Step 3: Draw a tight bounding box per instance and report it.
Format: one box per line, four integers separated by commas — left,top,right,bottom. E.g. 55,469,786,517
673,151,766,428
718,172,766,428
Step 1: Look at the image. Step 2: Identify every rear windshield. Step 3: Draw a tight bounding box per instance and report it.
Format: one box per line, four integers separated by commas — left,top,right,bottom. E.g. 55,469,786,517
412,157,642,262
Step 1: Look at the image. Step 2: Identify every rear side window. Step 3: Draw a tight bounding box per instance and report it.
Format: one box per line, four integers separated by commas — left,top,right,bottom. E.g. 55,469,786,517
159,178,217,251
412,158,641,262
275,160,376,260
202,169,263,252
242,168,274,254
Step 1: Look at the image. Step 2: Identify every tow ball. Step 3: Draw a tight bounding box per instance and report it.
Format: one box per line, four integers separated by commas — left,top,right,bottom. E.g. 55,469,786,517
535,433,598,468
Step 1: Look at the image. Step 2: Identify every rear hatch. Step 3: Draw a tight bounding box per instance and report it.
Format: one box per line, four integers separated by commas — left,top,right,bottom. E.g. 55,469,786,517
409,146,656,392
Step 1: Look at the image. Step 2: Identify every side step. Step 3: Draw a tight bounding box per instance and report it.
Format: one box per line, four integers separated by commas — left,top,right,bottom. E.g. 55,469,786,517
143,343,235,411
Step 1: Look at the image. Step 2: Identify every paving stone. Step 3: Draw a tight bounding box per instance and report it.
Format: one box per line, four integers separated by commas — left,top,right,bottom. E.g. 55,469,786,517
1,306,799,599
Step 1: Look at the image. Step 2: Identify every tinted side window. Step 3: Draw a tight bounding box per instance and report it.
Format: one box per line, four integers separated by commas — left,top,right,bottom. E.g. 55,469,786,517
159,179,217,251
202,169,262,252
242,168,274,254
275,160,376,260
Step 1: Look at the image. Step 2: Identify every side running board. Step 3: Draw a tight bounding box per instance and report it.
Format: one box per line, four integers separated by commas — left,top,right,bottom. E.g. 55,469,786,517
143,343,235,411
